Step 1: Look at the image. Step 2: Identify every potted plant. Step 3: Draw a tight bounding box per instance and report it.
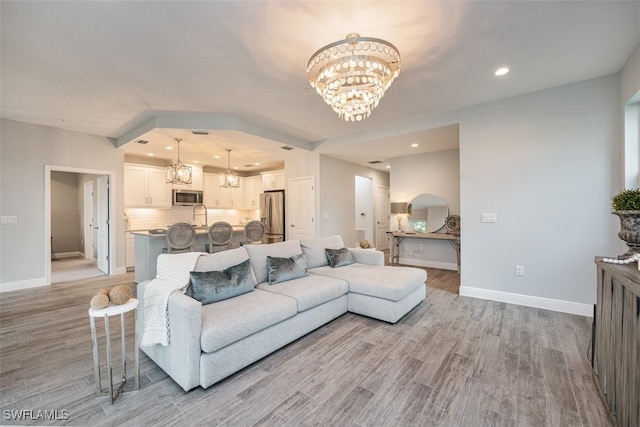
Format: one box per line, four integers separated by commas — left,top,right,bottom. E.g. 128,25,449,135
611,188,640,259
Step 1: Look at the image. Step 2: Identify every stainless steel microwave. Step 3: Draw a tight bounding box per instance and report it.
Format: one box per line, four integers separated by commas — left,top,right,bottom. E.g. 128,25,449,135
172,189,203,206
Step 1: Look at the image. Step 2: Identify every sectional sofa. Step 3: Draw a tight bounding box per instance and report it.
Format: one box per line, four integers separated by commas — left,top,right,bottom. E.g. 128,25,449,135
136,235,427,391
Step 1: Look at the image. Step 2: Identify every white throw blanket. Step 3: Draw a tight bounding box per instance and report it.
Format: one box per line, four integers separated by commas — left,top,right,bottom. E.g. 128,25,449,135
141,252,204,347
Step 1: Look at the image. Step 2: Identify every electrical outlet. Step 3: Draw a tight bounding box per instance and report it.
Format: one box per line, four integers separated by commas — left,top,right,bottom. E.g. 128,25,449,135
515,265,525,276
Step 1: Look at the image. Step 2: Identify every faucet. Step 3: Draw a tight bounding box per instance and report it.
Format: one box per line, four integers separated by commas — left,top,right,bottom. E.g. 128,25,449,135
192,203,208,229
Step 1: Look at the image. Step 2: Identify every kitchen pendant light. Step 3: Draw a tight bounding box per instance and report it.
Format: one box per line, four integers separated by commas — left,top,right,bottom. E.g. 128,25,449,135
165,138,193,185
219,149,240,188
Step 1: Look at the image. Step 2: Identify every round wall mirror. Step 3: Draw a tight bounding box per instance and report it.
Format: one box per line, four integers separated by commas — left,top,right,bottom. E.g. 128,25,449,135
408,193,449,233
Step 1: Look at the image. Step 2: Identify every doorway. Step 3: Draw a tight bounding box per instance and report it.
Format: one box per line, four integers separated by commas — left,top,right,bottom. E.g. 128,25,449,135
355,176,373,246
46,166,115,285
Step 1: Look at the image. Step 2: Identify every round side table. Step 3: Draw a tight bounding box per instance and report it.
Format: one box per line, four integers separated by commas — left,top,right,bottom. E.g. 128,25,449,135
88,298,139,404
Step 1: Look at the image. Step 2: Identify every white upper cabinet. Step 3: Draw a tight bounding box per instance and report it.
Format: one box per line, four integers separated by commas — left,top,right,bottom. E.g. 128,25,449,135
228,178,245,208
262,170,285,190
203,173,225,207
244,175,263,209
124,164,172,208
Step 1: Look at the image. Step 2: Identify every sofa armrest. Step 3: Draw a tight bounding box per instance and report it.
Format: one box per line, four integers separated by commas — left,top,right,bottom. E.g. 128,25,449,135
348,248,384,266
137,281,202,391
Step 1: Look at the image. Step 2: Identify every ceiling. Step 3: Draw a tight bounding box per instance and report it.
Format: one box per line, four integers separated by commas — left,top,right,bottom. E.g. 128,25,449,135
2,1,639,171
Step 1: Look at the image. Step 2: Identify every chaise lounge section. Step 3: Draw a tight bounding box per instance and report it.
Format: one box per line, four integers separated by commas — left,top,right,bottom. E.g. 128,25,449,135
137,235,426,391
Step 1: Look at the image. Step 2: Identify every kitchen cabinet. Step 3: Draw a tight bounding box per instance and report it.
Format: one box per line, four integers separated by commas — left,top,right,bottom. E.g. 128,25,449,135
262,170,285,190
174,165,203,191
203,173,223,207
203,173,244,208
244,175,263,209
124,164,172,208
228,179,244,208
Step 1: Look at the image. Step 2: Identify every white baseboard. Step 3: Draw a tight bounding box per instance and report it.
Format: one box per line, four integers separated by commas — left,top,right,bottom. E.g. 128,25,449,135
398,257,458,271
0,277,48,293
459,286,593,317
51,251,82,260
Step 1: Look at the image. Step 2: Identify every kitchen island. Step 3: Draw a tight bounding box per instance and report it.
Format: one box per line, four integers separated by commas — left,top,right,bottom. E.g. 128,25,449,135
132,226,245,283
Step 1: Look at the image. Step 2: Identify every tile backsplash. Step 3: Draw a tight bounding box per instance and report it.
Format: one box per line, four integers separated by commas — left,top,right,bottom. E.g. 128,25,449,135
125,207,260,231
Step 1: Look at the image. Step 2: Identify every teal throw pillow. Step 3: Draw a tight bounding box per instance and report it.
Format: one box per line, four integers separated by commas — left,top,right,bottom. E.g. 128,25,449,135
266,253,308,285
188,259,255,305
325,247,355,268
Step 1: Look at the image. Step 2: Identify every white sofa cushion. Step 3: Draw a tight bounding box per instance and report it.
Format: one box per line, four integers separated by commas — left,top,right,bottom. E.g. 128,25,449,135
200,289,297,353
195,247,250,272
257,274,348,312
310,264,426,301
300,235,345,268
244,240,303,284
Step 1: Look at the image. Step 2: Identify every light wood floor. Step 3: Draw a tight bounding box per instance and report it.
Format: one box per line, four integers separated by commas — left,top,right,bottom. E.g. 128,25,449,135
0,268,611,426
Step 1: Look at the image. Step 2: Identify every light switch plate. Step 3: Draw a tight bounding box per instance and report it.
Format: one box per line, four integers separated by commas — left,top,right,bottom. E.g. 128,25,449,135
1,216,18,224
481,213,497,223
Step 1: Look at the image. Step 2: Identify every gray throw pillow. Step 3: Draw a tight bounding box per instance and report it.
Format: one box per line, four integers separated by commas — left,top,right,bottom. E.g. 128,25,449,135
266,253,308,285
188,259,255,305
325,247,355,268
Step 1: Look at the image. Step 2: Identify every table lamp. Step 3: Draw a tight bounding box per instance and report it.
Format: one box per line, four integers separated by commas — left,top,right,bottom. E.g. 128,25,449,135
390,202,408,231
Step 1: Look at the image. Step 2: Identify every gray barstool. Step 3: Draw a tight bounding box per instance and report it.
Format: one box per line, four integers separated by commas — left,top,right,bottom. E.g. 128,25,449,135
165,222,195,253
241,220,265,245
208,221,233,253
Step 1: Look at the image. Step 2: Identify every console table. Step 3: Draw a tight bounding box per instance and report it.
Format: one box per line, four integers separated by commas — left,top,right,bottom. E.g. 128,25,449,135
593,259,640,427
389,232,460,271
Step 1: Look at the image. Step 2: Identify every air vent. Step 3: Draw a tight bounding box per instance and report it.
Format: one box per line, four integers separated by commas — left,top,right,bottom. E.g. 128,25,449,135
135,139,149,144
191,130,209,135
244,164,255,168
368,160,383,164
281,146,294,151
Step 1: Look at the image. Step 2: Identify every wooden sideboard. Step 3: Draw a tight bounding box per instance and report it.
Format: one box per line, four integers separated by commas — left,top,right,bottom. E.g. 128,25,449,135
388,231,460,271
593,259,640,427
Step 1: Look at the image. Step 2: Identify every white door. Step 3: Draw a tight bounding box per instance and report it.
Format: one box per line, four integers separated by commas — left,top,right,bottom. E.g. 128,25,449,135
376,187,389,250
96,176,110,274
84,181,94,259
289,176,315,240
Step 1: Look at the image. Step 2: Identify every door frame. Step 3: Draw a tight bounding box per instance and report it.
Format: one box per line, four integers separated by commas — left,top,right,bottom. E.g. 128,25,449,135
45,165,116,285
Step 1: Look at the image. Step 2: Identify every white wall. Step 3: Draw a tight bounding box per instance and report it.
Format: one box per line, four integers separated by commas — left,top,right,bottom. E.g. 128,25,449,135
318,155,390,247
51,171,82,255
0,119,125,289
390,149,460,269
457,75,620,313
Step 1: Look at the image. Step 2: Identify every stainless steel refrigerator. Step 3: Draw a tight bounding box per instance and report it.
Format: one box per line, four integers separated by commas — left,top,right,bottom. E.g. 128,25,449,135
260,190,285,243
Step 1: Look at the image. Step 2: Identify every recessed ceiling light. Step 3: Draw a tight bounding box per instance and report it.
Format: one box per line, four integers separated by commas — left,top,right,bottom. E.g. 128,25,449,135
494,67,509,76
147,153,155,157
254,162,260,166
386,165,391,169
165,146,173,150
233,166,239,170
214,155,220,159
193,160,199,164
411,143,419,148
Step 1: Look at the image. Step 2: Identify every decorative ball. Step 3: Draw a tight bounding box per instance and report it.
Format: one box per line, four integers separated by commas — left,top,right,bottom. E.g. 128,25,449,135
90,293,109,310
359,239,371,249
97,287,111,296
109,285,132,305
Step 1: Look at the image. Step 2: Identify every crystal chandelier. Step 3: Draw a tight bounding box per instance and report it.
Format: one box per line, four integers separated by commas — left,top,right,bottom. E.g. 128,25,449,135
306,33,401,122
218,149,240,188
165,138,192,185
